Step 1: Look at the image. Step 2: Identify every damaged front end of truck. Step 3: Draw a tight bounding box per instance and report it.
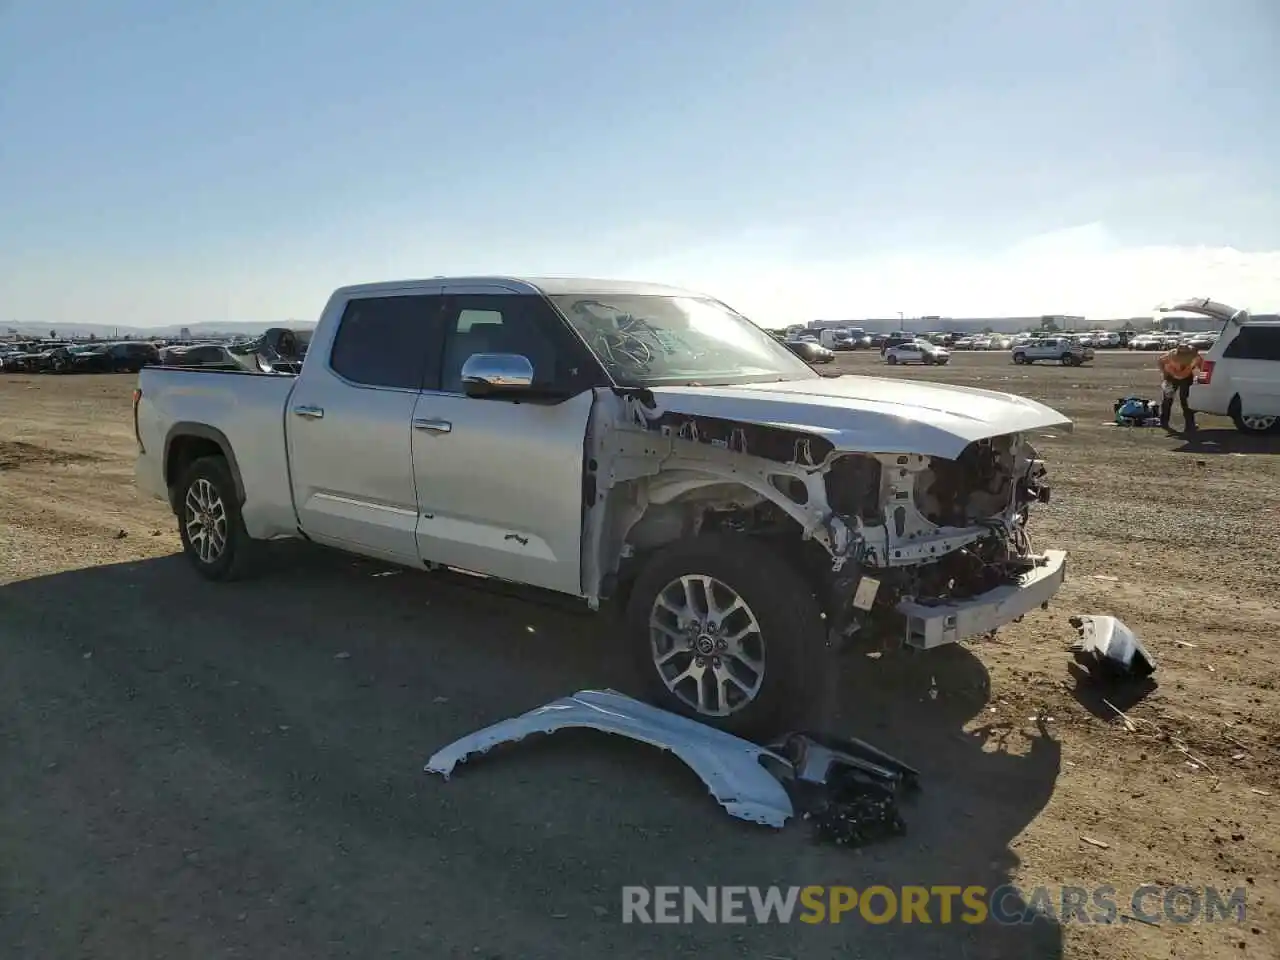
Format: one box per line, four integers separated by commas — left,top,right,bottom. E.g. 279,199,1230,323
582,380,1070,653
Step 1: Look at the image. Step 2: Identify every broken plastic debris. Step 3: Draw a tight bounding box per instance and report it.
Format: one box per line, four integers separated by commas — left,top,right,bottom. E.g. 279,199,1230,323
1069,615,1157,680
424,689,795,828
769,732,919,848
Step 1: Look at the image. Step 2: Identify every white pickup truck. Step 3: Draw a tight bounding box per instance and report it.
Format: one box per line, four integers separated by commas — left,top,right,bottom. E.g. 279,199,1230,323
135,277,1071,733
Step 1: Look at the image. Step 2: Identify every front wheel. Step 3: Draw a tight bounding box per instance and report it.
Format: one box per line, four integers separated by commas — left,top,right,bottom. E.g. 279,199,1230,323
886,354,899,365
175,456,258,580
1012,353,1026,365
624,534,826,737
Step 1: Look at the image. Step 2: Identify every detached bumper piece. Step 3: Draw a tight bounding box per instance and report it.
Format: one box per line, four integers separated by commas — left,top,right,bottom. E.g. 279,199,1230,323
898,549,1067,649
1070,615,1157,680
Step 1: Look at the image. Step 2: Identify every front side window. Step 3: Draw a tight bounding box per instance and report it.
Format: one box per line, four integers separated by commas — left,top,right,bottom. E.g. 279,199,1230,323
548,294,819,387
438,294,599,394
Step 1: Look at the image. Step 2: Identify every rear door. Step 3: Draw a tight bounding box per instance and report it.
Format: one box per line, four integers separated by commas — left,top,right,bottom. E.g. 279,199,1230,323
409,287,604,596
1221,325,1280,416
287,288,445,564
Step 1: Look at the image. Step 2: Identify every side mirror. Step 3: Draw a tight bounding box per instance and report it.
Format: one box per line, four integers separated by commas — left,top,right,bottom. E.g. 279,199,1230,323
460,352,535,397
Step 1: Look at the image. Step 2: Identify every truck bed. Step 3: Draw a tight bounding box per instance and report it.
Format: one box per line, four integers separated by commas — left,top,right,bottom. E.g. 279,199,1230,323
135,365,300,539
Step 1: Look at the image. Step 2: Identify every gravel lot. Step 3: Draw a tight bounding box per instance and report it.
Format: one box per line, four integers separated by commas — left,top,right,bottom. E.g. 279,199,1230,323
2,351,1278,959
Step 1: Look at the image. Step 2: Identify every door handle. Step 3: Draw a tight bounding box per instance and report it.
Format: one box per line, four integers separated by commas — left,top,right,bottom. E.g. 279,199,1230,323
293,405,325,419
413,417,452,434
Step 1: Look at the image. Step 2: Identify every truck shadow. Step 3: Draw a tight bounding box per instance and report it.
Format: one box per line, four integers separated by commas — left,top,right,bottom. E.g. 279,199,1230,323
1,545,1062,959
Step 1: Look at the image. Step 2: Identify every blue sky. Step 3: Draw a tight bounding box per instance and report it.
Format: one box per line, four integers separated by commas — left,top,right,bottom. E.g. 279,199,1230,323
2,0,1278,327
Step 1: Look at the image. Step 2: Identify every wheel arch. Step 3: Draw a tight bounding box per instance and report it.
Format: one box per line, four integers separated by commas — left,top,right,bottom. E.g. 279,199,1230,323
605,472,827,612
164,423,246,512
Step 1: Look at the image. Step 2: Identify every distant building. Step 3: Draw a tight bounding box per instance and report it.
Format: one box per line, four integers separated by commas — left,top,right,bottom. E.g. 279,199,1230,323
179,327,192,341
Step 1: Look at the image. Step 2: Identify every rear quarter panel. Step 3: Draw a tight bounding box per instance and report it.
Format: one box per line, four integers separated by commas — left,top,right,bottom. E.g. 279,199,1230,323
138,369,299,538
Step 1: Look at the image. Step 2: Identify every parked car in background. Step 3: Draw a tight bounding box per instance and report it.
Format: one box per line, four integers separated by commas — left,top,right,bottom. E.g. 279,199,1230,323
16,344,68,372
1128,333,1163,350
161,343,233,367
61,341,160,373
844,328,870,349
784,339,836,363
885,340,951,365
135,275,1071,733
1092,332,1121,348
1011,337,1093,366
879,332,916,354
1160,298,1280,434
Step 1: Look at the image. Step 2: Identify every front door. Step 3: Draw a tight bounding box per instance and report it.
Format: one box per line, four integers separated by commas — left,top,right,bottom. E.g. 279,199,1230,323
410,289,602,596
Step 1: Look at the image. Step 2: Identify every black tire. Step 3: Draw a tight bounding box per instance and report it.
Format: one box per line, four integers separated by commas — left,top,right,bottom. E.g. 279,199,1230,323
174,455,258,581
886,354,899,365
624,533,826,737
1012,353,1026,365
1230,397,1279,435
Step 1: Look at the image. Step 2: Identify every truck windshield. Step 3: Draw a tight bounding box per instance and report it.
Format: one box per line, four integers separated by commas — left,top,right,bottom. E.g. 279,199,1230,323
548,294,820,386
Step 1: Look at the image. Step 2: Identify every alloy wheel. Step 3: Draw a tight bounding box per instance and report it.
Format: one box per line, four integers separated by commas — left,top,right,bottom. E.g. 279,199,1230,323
184,477,228,564
648,574,765,718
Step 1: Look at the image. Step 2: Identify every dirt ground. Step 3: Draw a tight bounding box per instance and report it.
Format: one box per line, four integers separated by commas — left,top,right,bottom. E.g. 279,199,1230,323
1,352,1277,959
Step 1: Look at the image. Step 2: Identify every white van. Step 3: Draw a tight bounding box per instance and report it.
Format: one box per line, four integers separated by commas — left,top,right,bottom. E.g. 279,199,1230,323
1160,299,1280,434
819,328,852,350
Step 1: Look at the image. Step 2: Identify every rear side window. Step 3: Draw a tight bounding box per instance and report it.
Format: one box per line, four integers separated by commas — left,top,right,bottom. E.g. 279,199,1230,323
330,295,443,389
1223,326,1280,361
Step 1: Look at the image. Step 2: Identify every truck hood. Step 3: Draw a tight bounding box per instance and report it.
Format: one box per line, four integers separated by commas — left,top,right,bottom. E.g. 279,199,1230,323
645,375,1072,460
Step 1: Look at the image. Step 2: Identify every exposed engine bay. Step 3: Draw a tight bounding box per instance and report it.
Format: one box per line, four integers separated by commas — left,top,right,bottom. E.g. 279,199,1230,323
582,389,1058,648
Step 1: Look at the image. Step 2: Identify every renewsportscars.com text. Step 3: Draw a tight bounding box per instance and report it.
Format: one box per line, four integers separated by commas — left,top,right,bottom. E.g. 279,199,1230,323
621,884,1247,925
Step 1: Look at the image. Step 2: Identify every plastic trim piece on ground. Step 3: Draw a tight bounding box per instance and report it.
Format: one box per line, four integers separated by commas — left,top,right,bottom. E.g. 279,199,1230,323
424,689,796,828
1070,614,1157,679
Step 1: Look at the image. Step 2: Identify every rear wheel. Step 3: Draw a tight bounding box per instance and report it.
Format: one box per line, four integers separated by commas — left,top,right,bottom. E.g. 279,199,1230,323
175,456,258,580
625,534,826,737
1230,398,1279,434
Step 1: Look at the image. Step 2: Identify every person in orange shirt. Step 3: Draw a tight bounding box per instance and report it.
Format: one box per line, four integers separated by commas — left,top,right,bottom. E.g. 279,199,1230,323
1157,342,1203,432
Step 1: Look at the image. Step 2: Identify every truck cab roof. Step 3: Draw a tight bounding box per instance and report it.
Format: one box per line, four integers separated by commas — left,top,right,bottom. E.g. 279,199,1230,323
333,276,711,301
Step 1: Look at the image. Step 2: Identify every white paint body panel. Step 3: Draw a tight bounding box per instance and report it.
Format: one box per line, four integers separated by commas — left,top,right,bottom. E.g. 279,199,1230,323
410,389,594,595
645,376,1071,460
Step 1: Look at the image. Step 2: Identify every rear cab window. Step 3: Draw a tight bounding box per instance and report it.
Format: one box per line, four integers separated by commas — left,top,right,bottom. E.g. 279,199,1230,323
329,295,444,389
